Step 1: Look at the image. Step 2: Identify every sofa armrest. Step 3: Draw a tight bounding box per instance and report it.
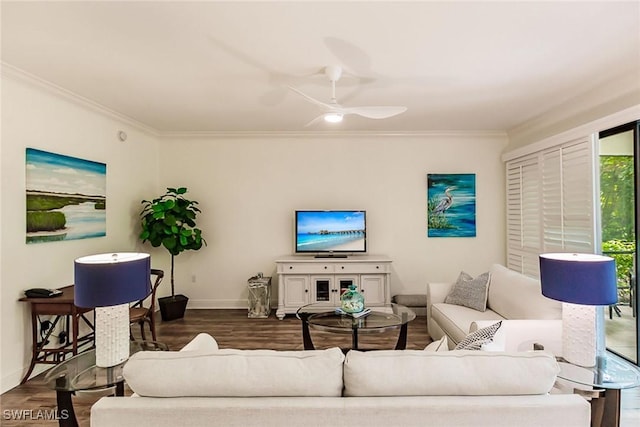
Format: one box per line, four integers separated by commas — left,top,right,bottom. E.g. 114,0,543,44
180,333,219,352
426,282,454,322
470,319,563,356
426,282,453,305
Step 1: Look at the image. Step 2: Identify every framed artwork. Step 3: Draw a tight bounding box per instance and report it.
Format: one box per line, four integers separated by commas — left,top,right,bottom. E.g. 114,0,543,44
427,173,476,237
26,148,106,243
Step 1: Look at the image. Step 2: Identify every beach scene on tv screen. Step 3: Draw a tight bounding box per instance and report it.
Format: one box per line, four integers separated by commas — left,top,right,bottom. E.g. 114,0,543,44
297,211,366,252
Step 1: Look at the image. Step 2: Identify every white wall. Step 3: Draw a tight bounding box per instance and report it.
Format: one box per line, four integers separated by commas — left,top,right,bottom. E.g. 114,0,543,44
158,133,508,309
0,72,509,393
0,74,161,392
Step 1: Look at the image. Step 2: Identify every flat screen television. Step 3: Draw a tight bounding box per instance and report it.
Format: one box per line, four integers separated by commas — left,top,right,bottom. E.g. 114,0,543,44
295,210,367,256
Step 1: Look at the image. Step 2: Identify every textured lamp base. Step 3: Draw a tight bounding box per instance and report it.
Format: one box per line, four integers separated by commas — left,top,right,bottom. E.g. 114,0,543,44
562,303,596,367
95,304,130,367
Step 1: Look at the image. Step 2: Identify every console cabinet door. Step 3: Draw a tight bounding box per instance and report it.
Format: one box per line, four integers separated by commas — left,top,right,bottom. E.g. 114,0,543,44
283,275,310,307
310,276,335,305
335,275,358,295
360,274,386,306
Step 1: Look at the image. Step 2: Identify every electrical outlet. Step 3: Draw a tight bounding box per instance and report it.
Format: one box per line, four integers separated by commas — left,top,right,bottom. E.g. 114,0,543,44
192,274,196,283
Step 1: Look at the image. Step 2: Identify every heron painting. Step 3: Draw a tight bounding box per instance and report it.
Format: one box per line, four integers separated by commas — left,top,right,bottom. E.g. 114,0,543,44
427,173,476,237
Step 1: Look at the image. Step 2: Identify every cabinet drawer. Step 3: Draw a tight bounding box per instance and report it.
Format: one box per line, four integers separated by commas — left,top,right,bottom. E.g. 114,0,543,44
279,263,335,273
335,263,389,274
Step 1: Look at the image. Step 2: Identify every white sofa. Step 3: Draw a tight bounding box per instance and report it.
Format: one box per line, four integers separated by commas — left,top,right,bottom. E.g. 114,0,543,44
90,333,589,427
427,264,564,353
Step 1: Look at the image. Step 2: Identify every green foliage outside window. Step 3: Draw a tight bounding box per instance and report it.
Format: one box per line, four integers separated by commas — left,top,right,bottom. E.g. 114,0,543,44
600,155,635,303
602,240,634,303
600,156,634,241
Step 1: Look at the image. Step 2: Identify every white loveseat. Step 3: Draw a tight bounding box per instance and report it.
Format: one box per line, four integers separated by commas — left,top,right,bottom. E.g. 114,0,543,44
427,264,564,353
90,333,589,427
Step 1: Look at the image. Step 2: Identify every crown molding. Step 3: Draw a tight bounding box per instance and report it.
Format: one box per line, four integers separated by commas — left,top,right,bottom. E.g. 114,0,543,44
157,130,508,140
502,104,640,162
506,69,640,150
1,62,160,137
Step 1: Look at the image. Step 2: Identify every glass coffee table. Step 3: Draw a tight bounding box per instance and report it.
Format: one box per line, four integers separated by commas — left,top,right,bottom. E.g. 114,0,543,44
296,303,416,351
44,341,168,427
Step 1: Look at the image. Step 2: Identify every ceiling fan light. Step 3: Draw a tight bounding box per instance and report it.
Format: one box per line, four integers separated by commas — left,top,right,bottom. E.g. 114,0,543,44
324,113,343,123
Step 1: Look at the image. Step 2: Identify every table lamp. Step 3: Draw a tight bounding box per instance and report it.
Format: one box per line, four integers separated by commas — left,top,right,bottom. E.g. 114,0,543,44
75,252,151,367
539,253,617,367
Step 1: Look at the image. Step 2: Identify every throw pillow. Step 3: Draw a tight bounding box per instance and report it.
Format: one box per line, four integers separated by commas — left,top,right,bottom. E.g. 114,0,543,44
424,335,449,352
454,321,502,350
444,271,491,312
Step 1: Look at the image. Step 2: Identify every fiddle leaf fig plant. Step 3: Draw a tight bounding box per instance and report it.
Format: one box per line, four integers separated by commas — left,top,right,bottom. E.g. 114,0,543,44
140,187,206,297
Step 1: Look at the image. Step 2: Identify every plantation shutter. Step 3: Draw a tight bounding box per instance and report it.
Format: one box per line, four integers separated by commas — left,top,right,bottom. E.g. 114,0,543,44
506,136,596,278
543,139,595,253
506,154,541,277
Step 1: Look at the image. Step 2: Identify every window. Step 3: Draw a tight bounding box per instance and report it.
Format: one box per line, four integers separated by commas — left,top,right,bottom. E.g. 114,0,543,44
506,136,596,277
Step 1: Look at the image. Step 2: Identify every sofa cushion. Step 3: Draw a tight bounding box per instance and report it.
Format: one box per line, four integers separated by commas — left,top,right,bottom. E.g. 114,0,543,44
343,350,559,396
424,335,449,351
454,321,502,350
430,302,505,345
488,264,562,320
445,271,490,312
90,394,592,427
124,347,345,397
471,319,563,355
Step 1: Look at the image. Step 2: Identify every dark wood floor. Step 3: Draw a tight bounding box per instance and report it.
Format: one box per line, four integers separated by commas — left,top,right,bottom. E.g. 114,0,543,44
0,309,430,427
2,309,639,427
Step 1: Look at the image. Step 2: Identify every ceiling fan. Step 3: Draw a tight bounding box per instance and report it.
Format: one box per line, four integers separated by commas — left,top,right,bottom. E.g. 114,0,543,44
288,65,407,126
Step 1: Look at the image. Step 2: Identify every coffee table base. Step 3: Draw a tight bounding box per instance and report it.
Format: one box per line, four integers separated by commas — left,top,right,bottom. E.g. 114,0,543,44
298,311,410,351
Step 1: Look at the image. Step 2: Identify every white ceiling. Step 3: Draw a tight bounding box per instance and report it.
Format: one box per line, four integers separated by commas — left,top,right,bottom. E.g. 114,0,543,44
2,1,639,134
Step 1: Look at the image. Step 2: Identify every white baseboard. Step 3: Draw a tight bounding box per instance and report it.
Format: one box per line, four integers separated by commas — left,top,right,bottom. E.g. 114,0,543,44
186,298,275,310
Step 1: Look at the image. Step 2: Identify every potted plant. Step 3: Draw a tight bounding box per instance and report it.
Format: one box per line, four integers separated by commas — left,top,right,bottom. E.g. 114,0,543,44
139,187,206,321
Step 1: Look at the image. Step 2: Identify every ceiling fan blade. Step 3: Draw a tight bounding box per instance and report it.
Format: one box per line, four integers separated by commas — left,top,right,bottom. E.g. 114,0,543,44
287,86,332,111
288,68,406,124
342,106,408,119
304,115,327,127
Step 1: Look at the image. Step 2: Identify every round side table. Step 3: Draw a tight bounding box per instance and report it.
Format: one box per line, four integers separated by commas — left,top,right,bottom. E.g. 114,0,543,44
557,352,640,427
44,341,168,427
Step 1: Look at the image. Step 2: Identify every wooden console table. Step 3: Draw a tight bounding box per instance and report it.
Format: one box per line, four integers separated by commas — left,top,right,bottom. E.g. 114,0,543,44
19,285,94,384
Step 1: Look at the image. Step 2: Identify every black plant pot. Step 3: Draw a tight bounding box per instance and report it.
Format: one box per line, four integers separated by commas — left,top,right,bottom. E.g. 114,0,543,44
159,294,189,321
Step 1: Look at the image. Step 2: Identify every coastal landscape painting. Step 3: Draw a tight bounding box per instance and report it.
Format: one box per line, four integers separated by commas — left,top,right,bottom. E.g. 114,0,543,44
427,173,476,237
26,148,106,243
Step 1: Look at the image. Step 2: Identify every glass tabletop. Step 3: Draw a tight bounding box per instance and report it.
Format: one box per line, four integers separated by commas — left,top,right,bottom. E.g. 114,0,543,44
557,352,640,390
44,341,168,392
297,303,416,334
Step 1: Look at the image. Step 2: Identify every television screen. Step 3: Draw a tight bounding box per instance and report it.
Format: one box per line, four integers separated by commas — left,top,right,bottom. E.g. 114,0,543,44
295,210,367,254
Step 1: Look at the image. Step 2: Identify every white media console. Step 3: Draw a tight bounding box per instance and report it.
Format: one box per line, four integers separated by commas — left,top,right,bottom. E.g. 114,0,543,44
275,255,392,320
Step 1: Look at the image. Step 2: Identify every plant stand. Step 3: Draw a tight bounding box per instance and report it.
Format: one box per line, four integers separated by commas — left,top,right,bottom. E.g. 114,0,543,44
159,294,189,321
